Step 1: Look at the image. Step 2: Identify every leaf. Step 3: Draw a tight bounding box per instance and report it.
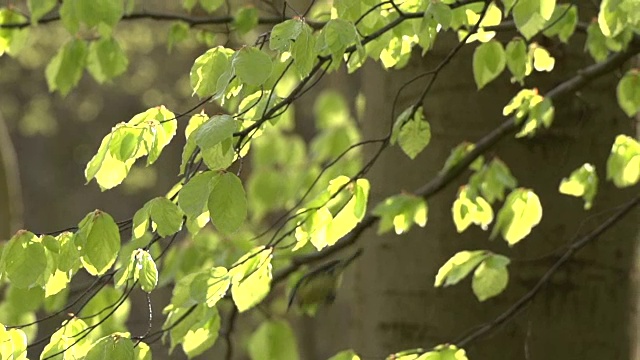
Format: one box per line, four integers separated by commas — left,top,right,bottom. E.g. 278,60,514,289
168,21,190,52
28,0,57,24
230,247,272,312
606,135,640,188
189,46,235,99
490,188,543,246
0,9,30,57
200,0,224,13
417,344,469,360
468,158,518,203
472,254,510,301
586,23,609,62
397,107,431,160
328,350,362,360
598,0,627,37
0,326,28,360
208,172,247,234
542,4,577,43
473,40,506,89
234,7,259,34
164,304,220,358
372,194,428,235
326,178,369,245
194,114,237,150
505,38,528,84
248,320,300,360
171,267,230,308
531,44,555,72
41,318,91,360
1,231,47,289
291,23,317,78
616,69,640,117
84,334,134,360
75,210,121,275
512,0,556,39
134,342,152,360
45,39,88,96
233,47,273,87
270,19,304,51
148,197,184,237
435,250,488,287
452,186,494,232
322,19,358,64
559,163,598,210
59,0,124,35
178,171,217,220
134,250,158,293
87,37,128,83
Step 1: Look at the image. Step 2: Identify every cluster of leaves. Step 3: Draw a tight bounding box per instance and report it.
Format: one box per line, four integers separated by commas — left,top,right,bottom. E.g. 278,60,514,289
0,0,639,359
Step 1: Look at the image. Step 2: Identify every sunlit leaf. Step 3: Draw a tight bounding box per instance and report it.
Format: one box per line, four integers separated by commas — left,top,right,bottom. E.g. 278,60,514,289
230,247,272,312
373,194,428,235
559,163,599,210
134,250,158,293
606,135,640,188
490,188,543,246
435,250,487,287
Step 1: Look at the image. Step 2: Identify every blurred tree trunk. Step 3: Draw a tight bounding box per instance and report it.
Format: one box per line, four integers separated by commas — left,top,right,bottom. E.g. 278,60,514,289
0,112,22,239
346,31,639,360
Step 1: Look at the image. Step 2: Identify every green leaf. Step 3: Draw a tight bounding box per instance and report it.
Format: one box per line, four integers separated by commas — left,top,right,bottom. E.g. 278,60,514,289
512,0,556,39
531,44,555,72
28,0,57,24
270,19,304,52
0,9,30,57
208,172,247,234
606,135,640,188
45,39,88,96
134,250,158,293
190,46,235,99
0,326,28,360
230,247,272,312
617,69,640,117
559,163,598,210
372,194,428,235
599,0,627,37
233,47,273,87
291,24,317,78
452,186,494,232
87,37,128,83
164,304,219,358
420,344,469,360
325,178,369,245
134,342,152,360
178,171,217,220
468,158,518,203
108,126,143,162
391,106,431,159
75,210,121,275
434,250,488,287
328,350,361,360
200,0,224,13
440,142,477,173
234,7,259,34
194,114,237,150
248,320,300,360
168,21,190,52
180,112,209,175
586,23,609,62
322,19,358,64
149,197,184,237
84,334,134,360
542,4,577,42
505,38,528,84
472,254,510,301
41,318,91,360
490,188,543,246
1,231,47,289
60,0,124,35
473,40,506,89
171,267,230,308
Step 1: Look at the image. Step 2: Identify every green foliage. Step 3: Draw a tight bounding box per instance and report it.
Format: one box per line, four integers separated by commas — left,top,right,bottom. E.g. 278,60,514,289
248,320,300,360
606,135,640,188
473,40,506,89
559,163,599,210
3,1,640,359
391,106,431,159
373,194,428,235
490,188,543,246
617,69,640,117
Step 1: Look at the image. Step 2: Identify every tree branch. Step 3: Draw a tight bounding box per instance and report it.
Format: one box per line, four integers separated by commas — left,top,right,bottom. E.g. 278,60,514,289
273,35,640,285
454,195,640,348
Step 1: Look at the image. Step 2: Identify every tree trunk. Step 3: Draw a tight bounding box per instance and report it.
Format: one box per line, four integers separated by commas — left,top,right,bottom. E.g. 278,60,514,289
343,32,640,359
0,112,22,240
